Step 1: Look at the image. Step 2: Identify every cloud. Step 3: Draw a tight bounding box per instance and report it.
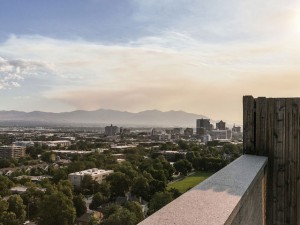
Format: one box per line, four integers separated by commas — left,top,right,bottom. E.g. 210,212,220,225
0,56,53,89
1,11,300,121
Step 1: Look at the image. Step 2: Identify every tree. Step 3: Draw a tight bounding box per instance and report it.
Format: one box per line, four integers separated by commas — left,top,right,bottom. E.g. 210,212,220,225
113,162,138,180
168,188,182,199
97,181,111,198
0,197,19,225
0,175,13,197
102,204,123,219
173,159,192,176
0,159,11,168
20,187,44,220
52,168,68,183
41,151,55,163
149,179,166,196
89,192,107,210
88,216,99,225
7,195,26,223
148,192,173,215
178,140,189,150
0,211,19,225
106,172,131,197
73,194,87,217
38,192,76,225
124,201,144,222
57,180,74,199
101,207,138,225
186,151,196,163
0,197,8,212
131,176,150,201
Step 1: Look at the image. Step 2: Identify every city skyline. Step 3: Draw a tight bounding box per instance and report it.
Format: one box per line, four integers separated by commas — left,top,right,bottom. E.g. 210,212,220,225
1,0,300,124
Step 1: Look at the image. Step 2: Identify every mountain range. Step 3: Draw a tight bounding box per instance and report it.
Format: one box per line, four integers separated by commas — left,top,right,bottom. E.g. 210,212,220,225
0,109,209,127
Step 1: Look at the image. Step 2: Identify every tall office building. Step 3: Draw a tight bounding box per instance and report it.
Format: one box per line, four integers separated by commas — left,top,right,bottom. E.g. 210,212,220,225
216,120,226,130
196,119,211,135
105,124,119,136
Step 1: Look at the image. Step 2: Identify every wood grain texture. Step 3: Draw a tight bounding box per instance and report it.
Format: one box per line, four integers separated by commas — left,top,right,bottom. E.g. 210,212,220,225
243,96,300,225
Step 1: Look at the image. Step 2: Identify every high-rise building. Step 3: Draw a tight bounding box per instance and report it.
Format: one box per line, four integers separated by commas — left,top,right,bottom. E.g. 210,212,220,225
216,120,226,130
196,119,211,135
0,145,26,159
105,124,119,136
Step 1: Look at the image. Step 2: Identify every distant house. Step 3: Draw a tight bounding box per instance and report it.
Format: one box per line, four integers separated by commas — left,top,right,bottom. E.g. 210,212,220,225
10,186,46,194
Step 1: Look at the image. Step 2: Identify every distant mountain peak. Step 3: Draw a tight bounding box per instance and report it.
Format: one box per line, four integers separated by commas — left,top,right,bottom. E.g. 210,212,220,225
0,109,208,127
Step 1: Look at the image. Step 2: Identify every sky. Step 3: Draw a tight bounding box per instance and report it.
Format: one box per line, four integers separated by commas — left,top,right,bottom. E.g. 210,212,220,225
1,0,300,124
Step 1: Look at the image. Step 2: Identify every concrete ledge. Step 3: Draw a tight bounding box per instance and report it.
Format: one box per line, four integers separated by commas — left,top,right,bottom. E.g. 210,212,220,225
139,155,267,225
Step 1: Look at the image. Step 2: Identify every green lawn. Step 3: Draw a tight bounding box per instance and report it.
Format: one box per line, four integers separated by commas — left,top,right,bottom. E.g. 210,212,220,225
167,171,214,193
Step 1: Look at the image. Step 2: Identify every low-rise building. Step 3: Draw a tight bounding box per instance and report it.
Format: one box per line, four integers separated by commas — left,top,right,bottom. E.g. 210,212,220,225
13,141,35,147
184,128,193,136
210,129,232,140
68,168,113,187
34,140,71,147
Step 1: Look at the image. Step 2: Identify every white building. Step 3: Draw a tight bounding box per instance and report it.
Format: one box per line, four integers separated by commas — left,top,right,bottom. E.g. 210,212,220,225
34,140,71,147
68,168,113,187
47,140,71,147
202,134,212,143
210,129,232,140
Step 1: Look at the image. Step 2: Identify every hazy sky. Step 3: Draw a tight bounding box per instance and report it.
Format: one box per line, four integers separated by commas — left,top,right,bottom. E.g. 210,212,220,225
1,0,300,124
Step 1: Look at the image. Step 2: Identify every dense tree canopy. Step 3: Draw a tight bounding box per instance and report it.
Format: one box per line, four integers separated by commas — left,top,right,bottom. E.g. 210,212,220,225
148,191,173,215
101,207,138,225
7,195,26,223
106,172,131,197
89,192,108,210
173,159,192,176
73,194,87,217
0,175,13,197
38,191,76,225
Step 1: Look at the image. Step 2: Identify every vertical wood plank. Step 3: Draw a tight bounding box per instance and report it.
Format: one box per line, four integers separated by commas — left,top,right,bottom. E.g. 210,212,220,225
243,96,255,154
256,97,268,156
292,98,300,225
285,98,293,225
295,98,300,224
297,100,300,225
266,98,274,225
273,98,286,225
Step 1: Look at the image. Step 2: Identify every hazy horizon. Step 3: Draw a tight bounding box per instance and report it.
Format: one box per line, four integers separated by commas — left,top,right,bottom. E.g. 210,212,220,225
1,0,300,124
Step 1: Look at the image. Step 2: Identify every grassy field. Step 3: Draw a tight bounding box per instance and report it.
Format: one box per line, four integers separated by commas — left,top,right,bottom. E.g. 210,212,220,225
167,171,214,193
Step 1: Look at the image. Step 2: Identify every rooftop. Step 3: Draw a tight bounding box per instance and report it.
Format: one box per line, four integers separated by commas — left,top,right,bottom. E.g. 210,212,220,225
69,168,113,176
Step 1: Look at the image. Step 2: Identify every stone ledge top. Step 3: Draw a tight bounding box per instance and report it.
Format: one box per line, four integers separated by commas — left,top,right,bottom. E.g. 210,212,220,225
139,154,267,225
